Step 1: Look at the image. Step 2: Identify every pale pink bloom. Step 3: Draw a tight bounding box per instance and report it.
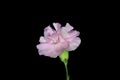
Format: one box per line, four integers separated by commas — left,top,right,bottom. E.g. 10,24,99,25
36,23,81,58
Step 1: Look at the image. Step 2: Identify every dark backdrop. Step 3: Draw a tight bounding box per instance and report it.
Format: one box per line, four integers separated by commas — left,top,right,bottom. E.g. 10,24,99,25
4,14,108,80
30,15,94,80
1,2,115,80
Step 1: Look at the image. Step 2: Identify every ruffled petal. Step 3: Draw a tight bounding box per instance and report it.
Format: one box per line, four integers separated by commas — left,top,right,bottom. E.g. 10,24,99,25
64,23,74,32
39,36,46,43
53,23,61,31
68,30,80,38
44,26,54,37
66,37,81,51
61,28,80,39
54,41,69,55
60,27,70,38
36,43,59,58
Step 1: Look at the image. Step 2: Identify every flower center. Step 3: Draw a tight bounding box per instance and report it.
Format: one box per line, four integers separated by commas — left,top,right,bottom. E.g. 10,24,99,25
52,36,59,44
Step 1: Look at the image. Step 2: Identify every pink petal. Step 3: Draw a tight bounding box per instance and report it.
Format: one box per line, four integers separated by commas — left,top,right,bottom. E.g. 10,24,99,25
68,30,80,38
66,37,81,51
36,43,61,58
65,23,74,32
39,36,46,43
61,28,80,39
44,26,54,37
53,23,61,31
60,23,74,38
60,27,70,38
54,41,69,55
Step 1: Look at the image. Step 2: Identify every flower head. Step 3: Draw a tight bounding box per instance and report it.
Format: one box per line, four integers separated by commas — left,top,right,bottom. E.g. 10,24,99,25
36,23,81,58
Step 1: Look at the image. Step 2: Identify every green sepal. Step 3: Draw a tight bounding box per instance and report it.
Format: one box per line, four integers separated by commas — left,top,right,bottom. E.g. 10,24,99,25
59,50,69,63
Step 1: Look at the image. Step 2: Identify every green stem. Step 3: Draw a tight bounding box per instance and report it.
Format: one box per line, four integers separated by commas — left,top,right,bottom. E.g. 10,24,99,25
59,50,69,80
64,62,69,80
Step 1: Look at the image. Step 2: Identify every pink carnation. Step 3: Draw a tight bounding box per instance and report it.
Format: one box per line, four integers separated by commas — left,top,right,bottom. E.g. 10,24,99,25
36,23,81,58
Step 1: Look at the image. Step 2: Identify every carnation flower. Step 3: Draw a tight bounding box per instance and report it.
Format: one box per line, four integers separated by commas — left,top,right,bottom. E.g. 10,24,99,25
36,23,81,58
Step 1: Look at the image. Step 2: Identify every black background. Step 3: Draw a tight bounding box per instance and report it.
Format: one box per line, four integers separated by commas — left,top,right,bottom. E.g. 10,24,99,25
30,15,101,80
0,1,116,80
3,12,108,80
31,16,88,80
1,0,118,78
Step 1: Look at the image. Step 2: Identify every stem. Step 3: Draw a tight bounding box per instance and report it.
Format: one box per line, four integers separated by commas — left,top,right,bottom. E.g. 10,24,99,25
64,62,69,80
59,50,69,80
